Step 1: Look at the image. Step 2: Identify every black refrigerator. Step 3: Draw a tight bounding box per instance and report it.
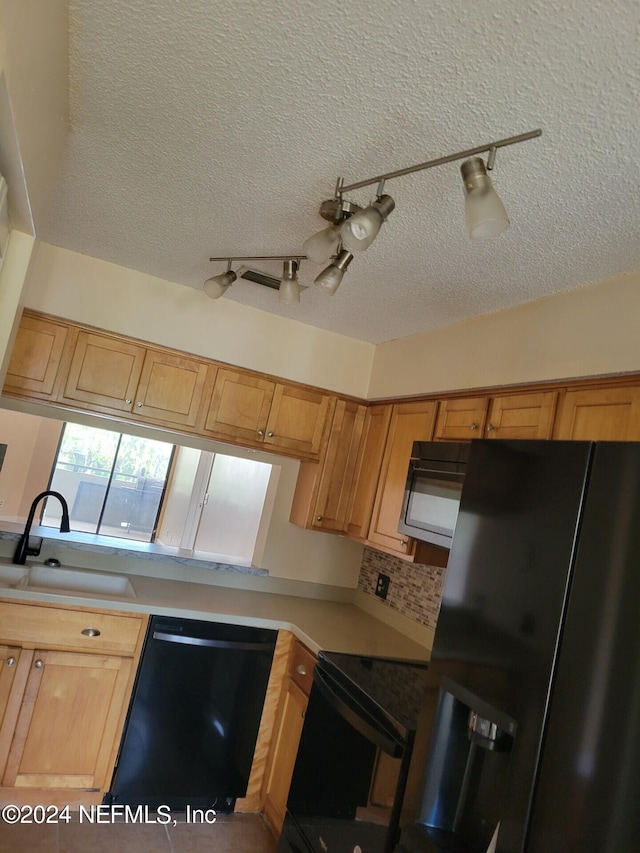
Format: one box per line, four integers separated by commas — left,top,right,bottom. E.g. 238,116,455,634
399,440,640,853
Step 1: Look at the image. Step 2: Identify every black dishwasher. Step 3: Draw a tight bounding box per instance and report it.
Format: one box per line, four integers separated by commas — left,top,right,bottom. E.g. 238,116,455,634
106,615,276,812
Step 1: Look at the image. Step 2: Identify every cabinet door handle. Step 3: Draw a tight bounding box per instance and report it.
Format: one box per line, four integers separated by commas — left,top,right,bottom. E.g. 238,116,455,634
136,401,143,408
125,398,132,405
6,657,15,667
316,516,323,522
470,422,478,430
267,431,274,437
400,539,408,549
296,664,307,676
487,422,496,432
81,627,101,638
257,430,265,437
34,659,44,669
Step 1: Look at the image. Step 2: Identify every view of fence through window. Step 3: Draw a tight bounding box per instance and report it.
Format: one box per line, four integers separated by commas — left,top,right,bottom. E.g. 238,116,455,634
42,423,174,542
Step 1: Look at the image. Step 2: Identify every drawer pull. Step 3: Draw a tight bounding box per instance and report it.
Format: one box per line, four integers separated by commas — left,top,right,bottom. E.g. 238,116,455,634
296,663,307,676
34,659,44,668
6,657,15,667
81,627,101,638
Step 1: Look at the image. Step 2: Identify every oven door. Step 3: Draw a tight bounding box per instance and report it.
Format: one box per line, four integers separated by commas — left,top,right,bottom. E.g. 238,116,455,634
279,661,412,853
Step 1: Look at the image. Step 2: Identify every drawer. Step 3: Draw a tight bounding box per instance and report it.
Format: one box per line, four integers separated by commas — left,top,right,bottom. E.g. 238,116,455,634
289,641,316,696
0,601,145,655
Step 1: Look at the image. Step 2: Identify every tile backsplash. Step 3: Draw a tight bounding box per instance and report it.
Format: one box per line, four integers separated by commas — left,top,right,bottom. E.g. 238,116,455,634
358,547,446,632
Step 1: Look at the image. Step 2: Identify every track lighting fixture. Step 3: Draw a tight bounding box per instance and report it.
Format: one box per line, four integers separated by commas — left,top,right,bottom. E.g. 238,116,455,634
278,260,301,304
304,128,541,293
203,260,237,299
460,156,510,239
339,193,395,253
205,130,541,307
314,249,354,294
205,255,307,302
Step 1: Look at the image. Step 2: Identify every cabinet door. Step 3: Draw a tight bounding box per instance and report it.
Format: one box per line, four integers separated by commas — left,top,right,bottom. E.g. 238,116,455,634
2,649,133,791
485,391,558,439
204,368,276,444
3,313,69,399
433,397,488,440
346,404,392,540
0,646,24,778
368,401,438,556
290,399,367,532
133,349,211,429
263,677,308,836
264,385,334,459
553,387,640,440
61,331,146,414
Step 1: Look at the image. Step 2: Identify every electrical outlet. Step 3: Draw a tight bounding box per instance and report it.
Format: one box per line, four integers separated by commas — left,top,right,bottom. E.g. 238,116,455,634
375,572,390,600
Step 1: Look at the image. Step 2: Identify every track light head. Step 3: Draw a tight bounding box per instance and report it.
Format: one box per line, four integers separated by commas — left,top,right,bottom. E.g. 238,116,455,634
339,194,395,253
278,259,301,304
314,250,354,295
203,268,237,299
303,223,341,265
460,157,510,239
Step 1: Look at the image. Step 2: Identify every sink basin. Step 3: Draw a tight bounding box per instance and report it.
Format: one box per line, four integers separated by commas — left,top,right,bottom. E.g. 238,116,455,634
0,565,30,586
16,565,136,599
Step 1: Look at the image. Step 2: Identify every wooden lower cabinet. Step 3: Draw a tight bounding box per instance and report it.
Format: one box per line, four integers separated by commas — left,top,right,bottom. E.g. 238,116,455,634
262,637,316,838
0,601,146,807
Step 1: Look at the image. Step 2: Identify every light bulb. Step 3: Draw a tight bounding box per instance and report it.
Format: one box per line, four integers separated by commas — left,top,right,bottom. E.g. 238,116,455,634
279,260,300,304
339,194,395,253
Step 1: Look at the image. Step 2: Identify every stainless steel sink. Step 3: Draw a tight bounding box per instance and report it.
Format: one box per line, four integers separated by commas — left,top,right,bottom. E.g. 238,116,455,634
15,565,136,598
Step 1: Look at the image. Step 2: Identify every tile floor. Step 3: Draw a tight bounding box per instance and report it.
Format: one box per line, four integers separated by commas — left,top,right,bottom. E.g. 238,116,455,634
0,812,277,853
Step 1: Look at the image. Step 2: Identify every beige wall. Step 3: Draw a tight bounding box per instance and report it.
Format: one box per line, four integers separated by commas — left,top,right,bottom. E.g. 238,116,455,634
0,0,68,232
369,270,640,399
0,408,62,519
24,242,375,398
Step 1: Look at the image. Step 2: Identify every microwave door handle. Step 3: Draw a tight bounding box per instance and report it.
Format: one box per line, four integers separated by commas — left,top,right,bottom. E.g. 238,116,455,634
411,466,465,479
312,666,404,758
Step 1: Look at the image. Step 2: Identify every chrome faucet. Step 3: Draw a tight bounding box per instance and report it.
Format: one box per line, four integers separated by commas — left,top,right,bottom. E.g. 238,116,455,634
12,490,71,565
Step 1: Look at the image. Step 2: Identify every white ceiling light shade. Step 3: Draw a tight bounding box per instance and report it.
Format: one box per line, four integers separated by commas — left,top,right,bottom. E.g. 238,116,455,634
460,157,510,239
339,194,395,253
314,250,354,294
303,222,341,265
203,264,237,299
278,259,301,304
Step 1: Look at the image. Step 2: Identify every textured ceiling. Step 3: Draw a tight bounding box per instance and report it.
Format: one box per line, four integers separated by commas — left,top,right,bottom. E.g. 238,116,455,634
42,0,640,344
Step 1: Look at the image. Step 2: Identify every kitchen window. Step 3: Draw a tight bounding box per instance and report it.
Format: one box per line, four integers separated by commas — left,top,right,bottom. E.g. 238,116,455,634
42,423,174,542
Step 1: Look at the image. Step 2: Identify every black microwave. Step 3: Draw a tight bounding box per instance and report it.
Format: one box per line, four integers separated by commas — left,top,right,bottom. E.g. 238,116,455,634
398,441,470,548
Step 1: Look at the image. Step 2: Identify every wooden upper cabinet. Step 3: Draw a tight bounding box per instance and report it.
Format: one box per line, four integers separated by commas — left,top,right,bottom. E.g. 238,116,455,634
290,398,367,533
204,368,275,443
3,312,69,399
485,391,558,439
368,400,438,557
553,387,640,440
345,404,392,540
434,397,488,440
60,330,210,429
132,349,210,428
61,330,147,413
204,368,334,460
265,384,334,458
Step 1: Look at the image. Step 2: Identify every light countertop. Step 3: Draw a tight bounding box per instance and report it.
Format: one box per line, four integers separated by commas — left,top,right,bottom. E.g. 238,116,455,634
0,560,430,662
